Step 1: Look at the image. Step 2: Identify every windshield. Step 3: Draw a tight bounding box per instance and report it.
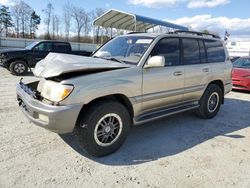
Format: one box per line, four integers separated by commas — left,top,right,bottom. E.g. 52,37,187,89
25,42,39,50
93,36,154,64
233,57,250,69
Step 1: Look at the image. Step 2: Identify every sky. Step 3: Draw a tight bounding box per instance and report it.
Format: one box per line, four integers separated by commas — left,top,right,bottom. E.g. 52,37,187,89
1,0,250,40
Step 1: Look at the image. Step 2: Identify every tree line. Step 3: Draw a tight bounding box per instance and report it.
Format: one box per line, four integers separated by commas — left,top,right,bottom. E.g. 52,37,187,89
0,1,107,43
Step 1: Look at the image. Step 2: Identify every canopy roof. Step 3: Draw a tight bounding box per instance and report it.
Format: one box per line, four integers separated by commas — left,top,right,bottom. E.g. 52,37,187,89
93,9,188,32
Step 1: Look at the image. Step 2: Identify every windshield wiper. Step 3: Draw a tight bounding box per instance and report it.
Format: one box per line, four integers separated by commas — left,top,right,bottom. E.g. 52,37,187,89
105,57,125,64
93,56,125,64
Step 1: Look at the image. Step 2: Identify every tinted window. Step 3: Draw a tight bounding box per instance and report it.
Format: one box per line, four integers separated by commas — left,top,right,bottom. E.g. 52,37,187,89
35,42,53,51
205,40,225,63
54,43,70,52
233,58,250,68
199,40,206,63
182,38,200,64
151,38,180,66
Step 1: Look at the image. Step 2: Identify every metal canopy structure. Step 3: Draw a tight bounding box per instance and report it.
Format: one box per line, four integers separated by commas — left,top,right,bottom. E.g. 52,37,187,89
93,9,188,32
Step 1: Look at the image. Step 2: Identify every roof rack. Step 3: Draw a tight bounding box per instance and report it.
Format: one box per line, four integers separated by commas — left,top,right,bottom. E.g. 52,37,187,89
127,32,146,34
172,30,221,39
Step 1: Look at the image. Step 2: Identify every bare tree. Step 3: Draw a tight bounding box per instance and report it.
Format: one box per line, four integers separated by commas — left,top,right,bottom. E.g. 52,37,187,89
63,2,72,41
83,12,91,37
52,13,55,39
71,6,86,42
54,15,60,39
43,3,53,38
11,3,21,37
91,8,105,43
14,1,33,38
11,1,40,39
23,5,33,36
52,14,60,39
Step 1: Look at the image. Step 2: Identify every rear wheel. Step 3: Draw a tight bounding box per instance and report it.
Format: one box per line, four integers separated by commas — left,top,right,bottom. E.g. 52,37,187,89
196,84,223,119
9,60,28,75
74,101,131,157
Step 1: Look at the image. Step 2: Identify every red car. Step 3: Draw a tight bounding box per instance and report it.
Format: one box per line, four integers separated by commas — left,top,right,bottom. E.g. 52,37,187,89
232,57,250,91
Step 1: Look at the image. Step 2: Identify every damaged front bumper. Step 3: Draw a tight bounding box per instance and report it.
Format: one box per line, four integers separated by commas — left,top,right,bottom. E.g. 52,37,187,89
16,80,82,134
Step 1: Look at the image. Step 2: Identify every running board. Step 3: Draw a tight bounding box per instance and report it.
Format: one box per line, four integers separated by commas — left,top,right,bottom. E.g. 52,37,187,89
134,102,199,125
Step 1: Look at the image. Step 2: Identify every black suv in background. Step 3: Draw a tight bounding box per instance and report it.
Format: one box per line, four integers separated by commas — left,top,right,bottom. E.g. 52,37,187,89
0,41,93,75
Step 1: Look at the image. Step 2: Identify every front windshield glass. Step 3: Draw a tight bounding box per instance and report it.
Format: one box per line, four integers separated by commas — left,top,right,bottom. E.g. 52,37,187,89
233,57,250,69
25,42,39,50
93,36,154,64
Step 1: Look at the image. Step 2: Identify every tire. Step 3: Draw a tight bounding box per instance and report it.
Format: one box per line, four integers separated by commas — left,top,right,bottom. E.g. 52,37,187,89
9,60,28,75
196,84,223,119
74,101,131,157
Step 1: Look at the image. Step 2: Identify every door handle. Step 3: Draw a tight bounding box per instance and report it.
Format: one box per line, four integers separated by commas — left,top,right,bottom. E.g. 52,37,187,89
173,71,183,76
202,68,209,72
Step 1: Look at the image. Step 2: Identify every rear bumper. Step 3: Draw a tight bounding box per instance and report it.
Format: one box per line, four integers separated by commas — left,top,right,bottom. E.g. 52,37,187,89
16,83,82,134
232,78,250,91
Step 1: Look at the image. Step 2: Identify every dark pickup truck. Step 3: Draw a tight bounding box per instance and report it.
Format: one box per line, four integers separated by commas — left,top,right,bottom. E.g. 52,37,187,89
0,40,93,75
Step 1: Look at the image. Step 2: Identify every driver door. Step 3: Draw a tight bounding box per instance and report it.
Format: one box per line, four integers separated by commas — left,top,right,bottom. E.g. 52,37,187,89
142,37,184,112
28,42,53,67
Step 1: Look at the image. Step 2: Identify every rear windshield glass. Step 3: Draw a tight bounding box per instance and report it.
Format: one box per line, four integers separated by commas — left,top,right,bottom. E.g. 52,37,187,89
233,58,250,68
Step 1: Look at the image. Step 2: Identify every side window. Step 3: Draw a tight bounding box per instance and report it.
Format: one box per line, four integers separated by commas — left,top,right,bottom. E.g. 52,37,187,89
151,38,180,66
182,38,200,64
199,40,206,63
205,40,225,63
35,42,53,51
54,43,70,52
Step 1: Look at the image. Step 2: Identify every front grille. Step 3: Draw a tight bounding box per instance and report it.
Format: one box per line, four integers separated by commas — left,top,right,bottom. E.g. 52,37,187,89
19,79,42,100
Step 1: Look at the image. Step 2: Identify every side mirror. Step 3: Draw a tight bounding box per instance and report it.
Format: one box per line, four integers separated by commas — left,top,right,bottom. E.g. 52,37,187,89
33,46,39,51
144,56,165,68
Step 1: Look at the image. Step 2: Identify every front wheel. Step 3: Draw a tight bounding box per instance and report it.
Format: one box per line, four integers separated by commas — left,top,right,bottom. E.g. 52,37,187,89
196,84,223,119
9,60,28,75
74,101,131,157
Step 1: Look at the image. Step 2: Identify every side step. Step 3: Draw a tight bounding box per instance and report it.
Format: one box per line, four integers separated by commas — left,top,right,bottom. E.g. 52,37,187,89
134,102,199,125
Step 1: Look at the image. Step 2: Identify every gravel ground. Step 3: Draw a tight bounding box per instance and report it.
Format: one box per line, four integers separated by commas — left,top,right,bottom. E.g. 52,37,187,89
0,67,250,188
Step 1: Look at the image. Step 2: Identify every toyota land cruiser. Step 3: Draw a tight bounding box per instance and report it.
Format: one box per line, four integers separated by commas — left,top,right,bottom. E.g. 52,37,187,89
16,31,232,157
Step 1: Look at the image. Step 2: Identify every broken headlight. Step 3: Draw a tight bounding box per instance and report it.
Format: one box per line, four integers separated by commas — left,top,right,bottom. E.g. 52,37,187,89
41,80,74,102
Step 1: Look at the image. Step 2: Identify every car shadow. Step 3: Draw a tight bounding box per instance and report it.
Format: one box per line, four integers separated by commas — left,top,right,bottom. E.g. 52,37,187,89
232,89,250,94
18,70,34,77
59,97,250,166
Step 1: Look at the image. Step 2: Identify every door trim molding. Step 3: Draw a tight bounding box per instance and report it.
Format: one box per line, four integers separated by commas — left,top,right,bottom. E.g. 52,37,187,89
130,84,205,103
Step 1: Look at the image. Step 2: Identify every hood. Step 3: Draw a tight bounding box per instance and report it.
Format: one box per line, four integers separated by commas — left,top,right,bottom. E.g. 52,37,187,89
0,48,27,53
33,53,132,78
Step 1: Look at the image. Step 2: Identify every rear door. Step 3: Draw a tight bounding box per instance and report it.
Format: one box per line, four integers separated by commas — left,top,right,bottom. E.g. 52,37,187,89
53,43,71,53
142,37,185,112
204,39,228,88
182,38,211,102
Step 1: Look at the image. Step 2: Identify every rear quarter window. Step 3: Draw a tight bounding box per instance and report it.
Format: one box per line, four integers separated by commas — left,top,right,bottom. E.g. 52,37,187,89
54,43,70,52
205,40,225,63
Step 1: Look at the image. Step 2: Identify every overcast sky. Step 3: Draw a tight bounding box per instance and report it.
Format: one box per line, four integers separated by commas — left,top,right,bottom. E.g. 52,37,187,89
1,0,250,40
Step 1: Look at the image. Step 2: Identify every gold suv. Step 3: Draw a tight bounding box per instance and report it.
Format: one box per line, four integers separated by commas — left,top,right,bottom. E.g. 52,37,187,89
17,31,232,156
